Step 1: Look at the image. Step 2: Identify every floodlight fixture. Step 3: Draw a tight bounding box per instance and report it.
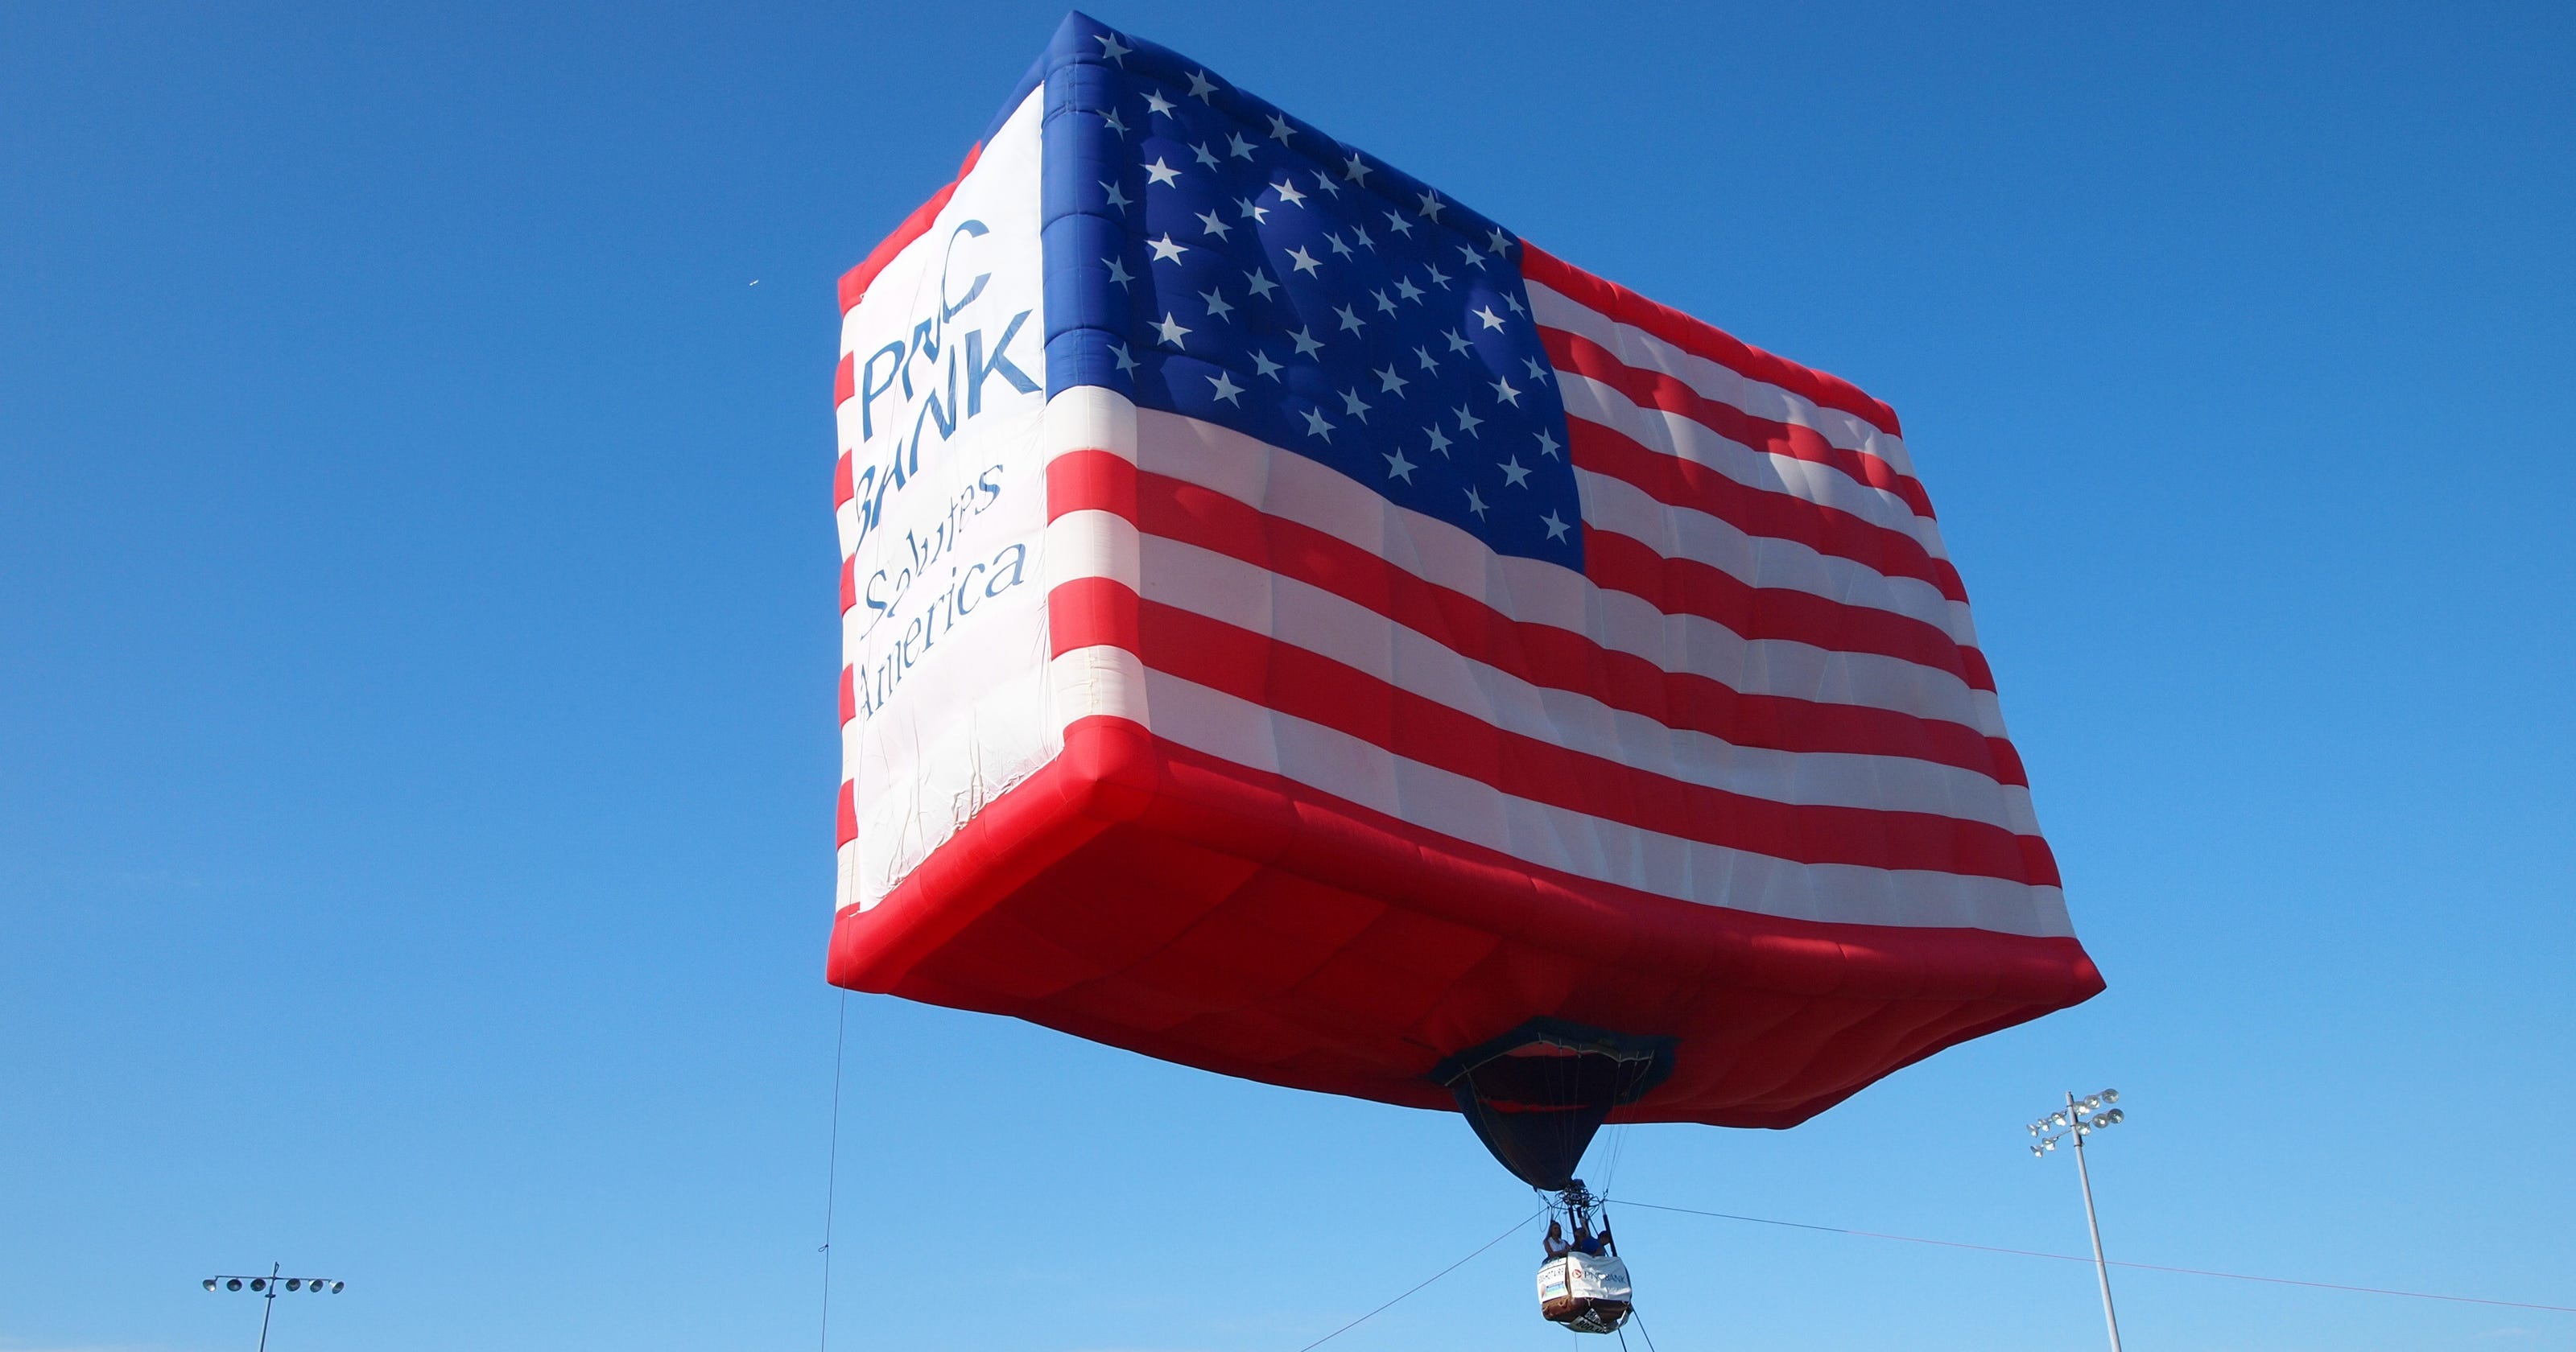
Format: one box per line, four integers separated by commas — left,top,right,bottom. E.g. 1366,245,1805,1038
2021,1087,2132,1352
202,1264,347,1352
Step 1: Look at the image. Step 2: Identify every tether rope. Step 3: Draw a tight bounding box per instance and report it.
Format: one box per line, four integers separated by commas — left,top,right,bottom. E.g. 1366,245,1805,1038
1612,1197,2574,1315
1290,1206,1544,1352
815,992,851,1352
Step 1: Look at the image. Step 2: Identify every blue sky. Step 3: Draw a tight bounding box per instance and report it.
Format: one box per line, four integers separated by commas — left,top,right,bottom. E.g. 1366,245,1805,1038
3,3,2571,1350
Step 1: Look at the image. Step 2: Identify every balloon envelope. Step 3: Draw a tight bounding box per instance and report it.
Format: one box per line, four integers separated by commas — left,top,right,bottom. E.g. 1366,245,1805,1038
826,12,2101,1162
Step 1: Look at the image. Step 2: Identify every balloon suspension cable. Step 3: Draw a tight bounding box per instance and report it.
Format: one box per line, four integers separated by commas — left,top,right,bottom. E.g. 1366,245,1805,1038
1555,1179,1605,1237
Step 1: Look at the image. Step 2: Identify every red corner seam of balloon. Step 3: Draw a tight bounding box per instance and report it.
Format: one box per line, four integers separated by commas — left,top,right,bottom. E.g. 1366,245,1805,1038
839,142,986,318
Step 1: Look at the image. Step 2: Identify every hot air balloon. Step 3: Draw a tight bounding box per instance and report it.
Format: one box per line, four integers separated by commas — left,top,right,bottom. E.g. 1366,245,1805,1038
829,13,2099,1326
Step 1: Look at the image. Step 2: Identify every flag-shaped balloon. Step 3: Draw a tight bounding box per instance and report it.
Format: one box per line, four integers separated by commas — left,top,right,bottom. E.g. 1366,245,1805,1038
832,11,2100,1189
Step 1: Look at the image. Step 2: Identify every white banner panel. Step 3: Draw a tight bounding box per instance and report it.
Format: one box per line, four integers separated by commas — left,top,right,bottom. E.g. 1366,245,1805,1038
836,90,1051,913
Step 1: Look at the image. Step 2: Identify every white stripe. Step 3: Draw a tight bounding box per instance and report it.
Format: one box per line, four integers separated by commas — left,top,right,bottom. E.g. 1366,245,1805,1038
1556,369,1951,559
1573,466,1979,649
1088,657,2070,938
1117,408,2008,736
1526,278,1921,480
1135,533,2037,833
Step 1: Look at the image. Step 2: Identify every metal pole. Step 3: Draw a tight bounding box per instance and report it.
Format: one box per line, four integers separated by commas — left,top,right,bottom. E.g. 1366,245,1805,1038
255,1262,280,1352
2066,1092,2124,1352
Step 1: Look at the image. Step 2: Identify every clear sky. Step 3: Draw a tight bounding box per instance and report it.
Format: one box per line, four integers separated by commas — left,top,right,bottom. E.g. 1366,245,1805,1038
4,3,2572,1350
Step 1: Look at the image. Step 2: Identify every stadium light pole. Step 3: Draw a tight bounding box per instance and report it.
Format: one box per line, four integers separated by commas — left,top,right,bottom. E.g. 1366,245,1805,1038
201,1263,346,1352
2027,1088,2126,1352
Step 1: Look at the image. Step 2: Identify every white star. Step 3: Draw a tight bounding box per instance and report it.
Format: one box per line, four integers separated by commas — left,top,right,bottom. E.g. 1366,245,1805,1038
1142,89,1175,117
1523,356,1548,379
1142,156,1181,188
1443,328,1474,355
1236,196,1270,223
1208,370,1245,406
1102,256,1134,291
1325,233,1353,259
1111,342,1140,376
1414,345,1439,373
1394,278,1426,303
1459,243,1485,268
1301,406,1335,440
1504,292,1526,315
1541,509,1570,541
1243,268,1280,300
1185,69,1219,101
1338,388,1373,420
1534,428,1561,459
1343,151,1373,184
1227,132,1257,159
1267,113,1296,143
1251,350,1284,381
1424,264,1452,289
1499,455,1532,488
1417,189,1446,221
1454,404,1484,437
1285,245,1323,276
1271,179,1307,207
1153,312,1191,346
1100,180,1132,211
1312,173,1341,198
1333,303,1366,334
1288,327,1324,357
1385,210,1414,238
1472,304,1506,331
1094,31,1132,64
1195,209,1232,240
1383,447,1417,482
1371,288,1398,315
1424,424,1454,456
1199,287,1235,321
1147,233,1189,263
1373,363,1410,395
1102,109,1130,138
1464,485,1489,518
1352,225,1377,251
1491,376,1522,406
1487,226,1513,257
1191,142,1221,169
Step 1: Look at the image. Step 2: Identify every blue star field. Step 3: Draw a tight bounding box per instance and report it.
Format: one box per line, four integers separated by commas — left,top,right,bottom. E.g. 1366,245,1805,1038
1022,12,1585,569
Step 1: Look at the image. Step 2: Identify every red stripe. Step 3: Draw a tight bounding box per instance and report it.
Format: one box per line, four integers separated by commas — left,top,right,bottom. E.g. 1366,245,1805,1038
1546,326,1934,521
836,778,857,847
837,142,985,316
1046,578,2055,887
1584,531,1996,694
1570,418,1967,604
831,717,2100,1126
1046,450,2023,784
1520,241,1903,440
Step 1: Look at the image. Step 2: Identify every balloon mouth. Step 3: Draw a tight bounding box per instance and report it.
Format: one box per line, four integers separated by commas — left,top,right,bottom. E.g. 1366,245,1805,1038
1432,1018,1678,1190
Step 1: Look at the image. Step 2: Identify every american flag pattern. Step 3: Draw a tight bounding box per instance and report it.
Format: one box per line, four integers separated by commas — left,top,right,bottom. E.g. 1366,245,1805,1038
830,13,2098,1127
